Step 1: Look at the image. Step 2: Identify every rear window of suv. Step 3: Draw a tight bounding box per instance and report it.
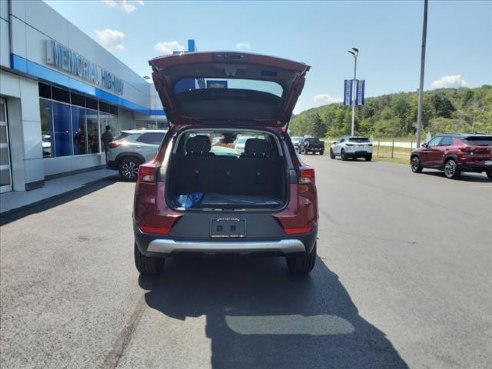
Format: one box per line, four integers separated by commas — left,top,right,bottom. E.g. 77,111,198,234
349,137,370,143
463,136,492,146
136,132,165,145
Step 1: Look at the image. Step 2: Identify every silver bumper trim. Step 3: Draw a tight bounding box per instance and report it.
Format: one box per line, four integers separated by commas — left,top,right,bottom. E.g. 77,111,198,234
147,239,305,255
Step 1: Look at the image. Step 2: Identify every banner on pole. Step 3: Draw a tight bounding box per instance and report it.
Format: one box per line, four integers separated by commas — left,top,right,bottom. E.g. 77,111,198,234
343,80,352,106
356,80,365,105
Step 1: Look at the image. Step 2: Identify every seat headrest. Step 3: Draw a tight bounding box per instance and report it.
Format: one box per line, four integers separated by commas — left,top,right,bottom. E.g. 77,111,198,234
244,138,272,158
185,135,211,155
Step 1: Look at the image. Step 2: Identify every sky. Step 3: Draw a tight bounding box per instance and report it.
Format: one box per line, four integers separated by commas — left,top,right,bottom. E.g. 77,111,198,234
43,0,492,114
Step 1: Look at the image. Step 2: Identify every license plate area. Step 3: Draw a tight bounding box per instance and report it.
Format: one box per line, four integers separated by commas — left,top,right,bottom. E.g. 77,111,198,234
210,218,246,238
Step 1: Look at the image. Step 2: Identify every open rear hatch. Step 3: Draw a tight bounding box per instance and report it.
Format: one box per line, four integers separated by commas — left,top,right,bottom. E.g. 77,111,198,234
149,52,310,128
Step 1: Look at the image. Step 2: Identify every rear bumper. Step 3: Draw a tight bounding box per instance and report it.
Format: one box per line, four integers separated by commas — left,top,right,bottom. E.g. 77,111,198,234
147,239,305,254
345,150,371,157
134,224,317,257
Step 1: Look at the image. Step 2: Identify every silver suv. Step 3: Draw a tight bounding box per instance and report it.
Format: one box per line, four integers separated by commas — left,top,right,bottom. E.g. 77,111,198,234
330,136,373,161
107,129,167,180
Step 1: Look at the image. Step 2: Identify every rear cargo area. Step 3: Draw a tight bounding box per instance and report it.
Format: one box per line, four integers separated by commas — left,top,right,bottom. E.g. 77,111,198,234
165,129,288,210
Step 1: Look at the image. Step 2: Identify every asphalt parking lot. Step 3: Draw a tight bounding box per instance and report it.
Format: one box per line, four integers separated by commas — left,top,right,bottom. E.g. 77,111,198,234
1,157,490,369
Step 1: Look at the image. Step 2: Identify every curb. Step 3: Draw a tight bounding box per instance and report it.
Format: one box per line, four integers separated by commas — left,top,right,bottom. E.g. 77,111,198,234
0,175,117,225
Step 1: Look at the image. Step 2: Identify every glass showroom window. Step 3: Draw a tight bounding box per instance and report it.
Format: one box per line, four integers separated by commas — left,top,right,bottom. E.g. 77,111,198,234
87,109,100,153
39,83,119,157
72,106,88,155
39,99,54,158
52,101,73,157
100,112,118,140
40,98,73,157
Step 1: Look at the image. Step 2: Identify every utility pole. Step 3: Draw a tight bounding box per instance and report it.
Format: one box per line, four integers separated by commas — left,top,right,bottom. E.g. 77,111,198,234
416,0,428,148
348,48,359,136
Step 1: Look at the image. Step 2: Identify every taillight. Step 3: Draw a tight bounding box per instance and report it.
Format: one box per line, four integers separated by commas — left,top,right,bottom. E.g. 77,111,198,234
138,164,157,183
283,226,313,235
346,143,353,146
139,225,170,234
460,147,475,153
109,141,120,148
299,167,315,185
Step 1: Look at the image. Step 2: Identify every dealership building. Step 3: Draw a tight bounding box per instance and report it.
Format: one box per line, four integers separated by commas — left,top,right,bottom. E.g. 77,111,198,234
0,0,187,194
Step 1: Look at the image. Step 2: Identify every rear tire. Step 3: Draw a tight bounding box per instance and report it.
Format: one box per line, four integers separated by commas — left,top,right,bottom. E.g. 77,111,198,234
365,154,372,161
341,149,347,161
286,243,316,275
134,243,164,275
444,158,461,179
320,150,324,156
329,149,335,159
411,155,423,173
119,157,141,181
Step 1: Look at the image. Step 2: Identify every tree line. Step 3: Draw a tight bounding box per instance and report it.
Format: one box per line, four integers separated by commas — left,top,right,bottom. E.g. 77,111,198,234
289,85,492,139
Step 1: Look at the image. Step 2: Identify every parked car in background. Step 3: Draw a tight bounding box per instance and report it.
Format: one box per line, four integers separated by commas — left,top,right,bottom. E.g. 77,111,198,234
234,135,255,153
133,51,318,276
107,129,167,180
330,136,372,161
299,137,324,155
290,136,303,153
410,133,492,179
42,135,52,157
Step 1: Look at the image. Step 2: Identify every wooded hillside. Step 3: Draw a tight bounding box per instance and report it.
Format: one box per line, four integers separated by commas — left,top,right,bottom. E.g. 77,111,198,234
289,85,492,138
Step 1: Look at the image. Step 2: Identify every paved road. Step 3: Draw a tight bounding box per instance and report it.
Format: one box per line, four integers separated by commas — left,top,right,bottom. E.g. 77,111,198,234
1,158,491,369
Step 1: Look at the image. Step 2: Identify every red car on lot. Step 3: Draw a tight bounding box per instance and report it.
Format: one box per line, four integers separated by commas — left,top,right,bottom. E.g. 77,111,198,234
133,52,318,275
410,133,492,179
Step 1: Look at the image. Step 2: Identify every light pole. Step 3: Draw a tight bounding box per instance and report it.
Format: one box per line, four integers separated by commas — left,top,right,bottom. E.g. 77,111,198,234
348,48,358,136
416,0,428,148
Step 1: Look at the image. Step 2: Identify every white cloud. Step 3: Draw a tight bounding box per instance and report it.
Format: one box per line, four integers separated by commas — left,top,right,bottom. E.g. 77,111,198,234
313,94,342,106
101,0,143,13
94,29,125,52
431,75,468,89
154,41,186,55
236,42,251,50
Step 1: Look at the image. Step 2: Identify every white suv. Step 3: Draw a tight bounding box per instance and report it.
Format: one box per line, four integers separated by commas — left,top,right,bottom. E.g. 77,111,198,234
107,129,167,180
330,136,372,161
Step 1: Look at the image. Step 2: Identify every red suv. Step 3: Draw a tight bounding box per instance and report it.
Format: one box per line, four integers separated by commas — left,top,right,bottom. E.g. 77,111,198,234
133,52,318,275
411,133,492,179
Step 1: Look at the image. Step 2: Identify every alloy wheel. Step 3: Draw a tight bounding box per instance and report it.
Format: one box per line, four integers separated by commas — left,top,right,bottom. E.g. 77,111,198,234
120,159,140,180
444,159,459,179
411,156,422,173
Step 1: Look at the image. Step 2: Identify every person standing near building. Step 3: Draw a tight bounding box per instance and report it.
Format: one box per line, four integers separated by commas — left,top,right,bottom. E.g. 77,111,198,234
101,125,113,161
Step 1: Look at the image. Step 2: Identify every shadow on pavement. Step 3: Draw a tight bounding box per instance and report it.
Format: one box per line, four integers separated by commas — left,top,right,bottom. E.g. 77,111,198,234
0,178,117,226
421,170,491,182
139,256,409,369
